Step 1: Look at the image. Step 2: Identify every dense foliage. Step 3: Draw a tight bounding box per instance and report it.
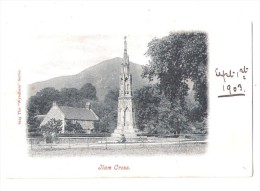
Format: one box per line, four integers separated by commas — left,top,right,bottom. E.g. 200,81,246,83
137,32,208,134
40,118,63,135
93,89,119,133
143,32,208,121
64,120,84,133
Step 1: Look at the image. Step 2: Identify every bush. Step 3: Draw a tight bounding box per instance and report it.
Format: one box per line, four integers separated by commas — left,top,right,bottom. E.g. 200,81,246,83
45,135,53,143
64,120,84,133
27,132,43,138
40,118,63,135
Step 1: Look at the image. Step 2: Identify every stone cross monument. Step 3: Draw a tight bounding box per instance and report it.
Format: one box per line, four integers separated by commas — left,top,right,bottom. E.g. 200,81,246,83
111,36,138,139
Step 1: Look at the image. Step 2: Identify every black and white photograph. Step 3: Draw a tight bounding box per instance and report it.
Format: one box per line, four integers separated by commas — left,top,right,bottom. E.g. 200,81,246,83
27,33,208,157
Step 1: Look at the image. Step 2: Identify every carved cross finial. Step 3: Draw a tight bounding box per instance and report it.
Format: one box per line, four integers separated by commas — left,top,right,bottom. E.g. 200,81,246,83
124,36,127,52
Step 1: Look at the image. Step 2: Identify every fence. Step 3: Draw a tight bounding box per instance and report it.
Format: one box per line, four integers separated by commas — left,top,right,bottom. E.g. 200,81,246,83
27,134,207,150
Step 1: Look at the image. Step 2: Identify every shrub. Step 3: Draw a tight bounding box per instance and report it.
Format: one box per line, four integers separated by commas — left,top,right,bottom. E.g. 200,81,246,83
64,120,84,133
40,118,63,143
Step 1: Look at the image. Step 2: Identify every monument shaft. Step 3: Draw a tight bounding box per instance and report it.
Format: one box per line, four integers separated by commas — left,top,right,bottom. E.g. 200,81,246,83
112,37,137,138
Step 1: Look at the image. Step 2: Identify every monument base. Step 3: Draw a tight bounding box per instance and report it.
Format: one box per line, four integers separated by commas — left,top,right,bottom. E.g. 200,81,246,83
111,127,138,139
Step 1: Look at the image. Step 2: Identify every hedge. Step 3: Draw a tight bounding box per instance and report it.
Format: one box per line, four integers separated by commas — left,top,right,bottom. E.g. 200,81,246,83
57,133,111,137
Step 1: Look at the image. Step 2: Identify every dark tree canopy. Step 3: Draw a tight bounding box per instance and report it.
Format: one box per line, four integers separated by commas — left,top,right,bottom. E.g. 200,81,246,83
133,85,161,131
80,83,97,100
59,88,82,107
94,89,119,133
34,87,60,114
104,89,119,110
143,32,208,120
134,85,189,134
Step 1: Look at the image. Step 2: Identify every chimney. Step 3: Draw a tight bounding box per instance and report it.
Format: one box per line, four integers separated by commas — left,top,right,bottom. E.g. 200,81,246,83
86,102,91,110
53,101,57,107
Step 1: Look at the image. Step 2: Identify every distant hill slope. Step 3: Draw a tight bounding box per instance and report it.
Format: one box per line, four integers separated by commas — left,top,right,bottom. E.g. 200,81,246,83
28,57,151,100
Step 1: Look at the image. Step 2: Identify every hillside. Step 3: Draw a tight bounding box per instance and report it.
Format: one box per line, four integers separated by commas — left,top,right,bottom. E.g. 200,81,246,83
28,57,151,100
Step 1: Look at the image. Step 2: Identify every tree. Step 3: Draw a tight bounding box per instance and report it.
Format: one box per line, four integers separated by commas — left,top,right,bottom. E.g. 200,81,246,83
104,88,119,110
90,89,119,133
27,88,60,129
102,89,119,132
59,88,82,107
34,88,60,114
27,96,40,129
94,89,119,133
143,32,208,120
95,110,117,133
80,83,97,100
156,97,188,134
133,85,161,131
134,85,188,134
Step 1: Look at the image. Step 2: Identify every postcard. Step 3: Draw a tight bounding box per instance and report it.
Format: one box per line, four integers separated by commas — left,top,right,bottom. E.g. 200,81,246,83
0,1,259,191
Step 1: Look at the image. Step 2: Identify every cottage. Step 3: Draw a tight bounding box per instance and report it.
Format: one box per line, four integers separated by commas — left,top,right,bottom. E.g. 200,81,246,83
40,102,99,134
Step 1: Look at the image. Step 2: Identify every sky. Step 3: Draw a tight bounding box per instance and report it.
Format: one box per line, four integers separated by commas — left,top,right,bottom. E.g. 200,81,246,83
1,1,252,84
1,1,176,84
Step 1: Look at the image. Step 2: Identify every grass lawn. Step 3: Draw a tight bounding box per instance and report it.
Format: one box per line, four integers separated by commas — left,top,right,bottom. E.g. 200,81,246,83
29,142,207,157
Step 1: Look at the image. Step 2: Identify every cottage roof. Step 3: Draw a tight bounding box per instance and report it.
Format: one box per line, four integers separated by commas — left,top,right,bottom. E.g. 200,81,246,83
35,115,46,123
59,106,99,121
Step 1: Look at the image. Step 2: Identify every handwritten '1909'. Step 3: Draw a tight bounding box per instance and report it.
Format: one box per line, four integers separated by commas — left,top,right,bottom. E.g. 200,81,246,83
223,84,244,95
